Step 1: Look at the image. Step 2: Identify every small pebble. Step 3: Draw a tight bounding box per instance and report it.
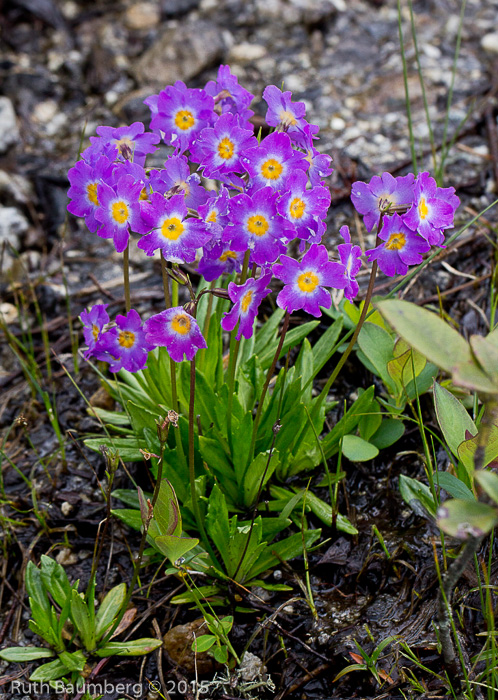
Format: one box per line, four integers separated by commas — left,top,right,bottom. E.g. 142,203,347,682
56,548,78,566
125,2,160,30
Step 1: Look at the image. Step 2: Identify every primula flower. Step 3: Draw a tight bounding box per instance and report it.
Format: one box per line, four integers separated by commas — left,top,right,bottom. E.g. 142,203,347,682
337,226,362,301
95,174,148,252
351,172,415,232
67,156,114,233
204,64,254,129
277,170,330,244
365,212,430,277
197,186,231,239
101,309,154,373
90,122,159,166
225,187,288,266
190,112,257,185
79,303,110,359
197,244,243,281
148,81,215,153
144,307,207,362
263,85,307,134
138,193,212,263
242,131,308,193
403,171,459,246
221,273,272,340
272,244,347,317
149,155,208,211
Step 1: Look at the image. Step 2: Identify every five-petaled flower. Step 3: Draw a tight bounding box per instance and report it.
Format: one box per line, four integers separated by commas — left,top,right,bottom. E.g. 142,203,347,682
365,212,430,277
221,273,272,340
144,307,207,362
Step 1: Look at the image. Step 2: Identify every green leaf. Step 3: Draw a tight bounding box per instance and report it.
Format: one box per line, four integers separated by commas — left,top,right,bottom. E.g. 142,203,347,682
212,645,229,664
322,386,376,458
95,583,126,640
475,470,498,506
470,335,498,385
333,663,367,681
376,299,472,373
95,638,163,657
206,485,230,568
434,382,476,458
0,647,55,662
111,508,142,531
84,437,143,461
253,307,285,356
341,435,379,462
58,650,86,672
246,528,321,580
436,498,498,538
199,437,234,482
153,479,182,537
112,489,149,509
398,474,436,518
40,555,72,609
358,406,382,442
258,321,319,369
29,659,69,681
435,472,475,502
458,424,498,474
70,590,95,652
25,561,50,617
451,360,497,394
301,491,358,534
153,534,199,565
310,317,343,378
357,322,396,391
242,450,279,507
192,634,216,653
369,418,405,449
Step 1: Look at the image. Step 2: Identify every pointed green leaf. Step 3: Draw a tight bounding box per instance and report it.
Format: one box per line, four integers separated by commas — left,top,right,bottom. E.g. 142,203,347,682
95,583,127,640
435,472,475,502
434,382,476,458
458,424,498,474
436,499,498,538
29,659,69,681
399,474,436,518
95,638,163,656
192,634,216,653
0,647,55,662
475,470,498,506
58,650,86,672
70,590,95,652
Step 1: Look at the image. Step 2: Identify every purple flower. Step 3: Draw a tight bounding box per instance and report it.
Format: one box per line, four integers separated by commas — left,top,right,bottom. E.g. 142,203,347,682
149,155,209,210
67,156,114,233
221,273,272,340
402,171,459,246
242,131,308,192
365,212,430,277
204,65,254,129
197,186,231,240
197,244,243,282
337,226,362,301
351,172,415,232
190,112,257,185
81,140,119,166
272,244,347,317
277,170,330,244
262,85,307,133
101,309,154,373
138,193,212,263
225,187,288,266
95,174,148,252
148,81,215,153
80,304,110,359
144,307,207,362
90,122,159,166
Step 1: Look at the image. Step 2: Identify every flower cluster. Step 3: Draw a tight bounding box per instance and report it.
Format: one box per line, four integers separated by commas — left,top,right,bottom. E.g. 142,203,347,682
351,171,459,277
69,65,459,372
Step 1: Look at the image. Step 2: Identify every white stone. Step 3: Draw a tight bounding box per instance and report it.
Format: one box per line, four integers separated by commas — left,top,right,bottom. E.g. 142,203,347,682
125,2,160,30
330,116,346,130
33,100,58,124
481,32,498,55
229,42,267,62
0,97,20,154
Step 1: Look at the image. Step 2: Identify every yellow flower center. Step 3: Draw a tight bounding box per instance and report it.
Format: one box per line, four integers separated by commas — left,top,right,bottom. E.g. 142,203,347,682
87,182,99,206
171,313,191,335
115,136,134,158
418,197,429,220
139,187,148,201
261,158,283,180
290,197,306,219
297,271,319,293
241,290,253,312
217,136,235,160
219,250,237,262
385,232,406,250
174,110,195,131
118,331,135,348
378,193,396,212
207,210,217,223
279,109,297,126
92,324,100,341
111,201,129,224
161,217,184,240
247,214,269,237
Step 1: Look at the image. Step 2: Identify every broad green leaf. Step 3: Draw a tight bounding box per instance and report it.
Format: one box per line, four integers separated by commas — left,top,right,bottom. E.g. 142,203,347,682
475,470,498,505
458,424,498,473
212,645,229,664
153,479,181,537
376,300,472,373
369,419,405,449
95,583,126,640
451,360,496,394
29,659,69,681
112,508,142,531
436,499,498,538
199,437,234,481
398,474,436,518
434,382,476,458
154,534,199,565
470,335,498,385
40,555,72,609
192,634,216,652
0,647,55,662
358,406,383,442
322,386,375,458
84,437,143,461
341,435,379,462
88,406,131,427
95,638,163,657
70,590,95,652
435,472,475,502
206,485,230,567
58,650,86,672
357,322,396,391
301,491,358,534
243,450,279,507
25,562,50,617
111,489,145,508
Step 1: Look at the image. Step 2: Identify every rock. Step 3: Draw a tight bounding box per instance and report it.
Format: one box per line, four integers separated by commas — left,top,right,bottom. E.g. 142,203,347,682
163,618,219,674
238,652,267,682
61,501,74,516
56,548,78,566
89,385,115,411
0,303,19,325
0,97,20,154
134,19,225,86
228,42,267,63
125,2,161,30
0,206,29,271
0,170,33,206
481,33,498,55
161,0,200,17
